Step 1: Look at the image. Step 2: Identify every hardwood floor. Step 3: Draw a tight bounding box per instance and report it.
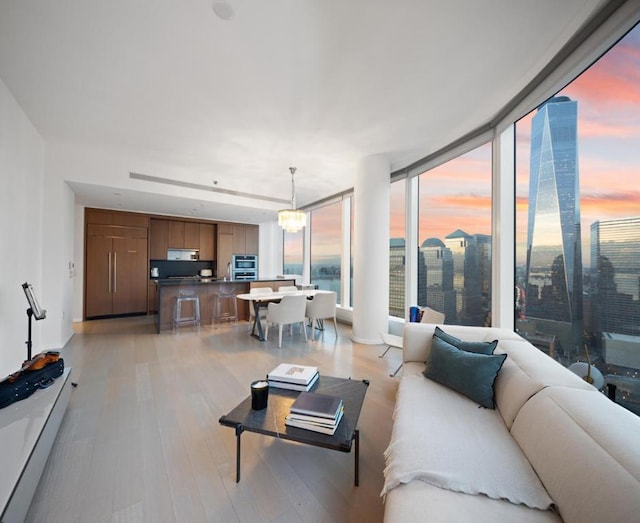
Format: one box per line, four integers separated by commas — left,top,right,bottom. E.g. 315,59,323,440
26,316,401,523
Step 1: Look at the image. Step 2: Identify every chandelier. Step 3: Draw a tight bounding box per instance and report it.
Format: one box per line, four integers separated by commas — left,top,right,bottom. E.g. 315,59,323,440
278,167,306,233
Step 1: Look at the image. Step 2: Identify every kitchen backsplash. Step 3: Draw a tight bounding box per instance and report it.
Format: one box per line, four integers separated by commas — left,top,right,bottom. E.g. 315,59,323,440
149,260,216,279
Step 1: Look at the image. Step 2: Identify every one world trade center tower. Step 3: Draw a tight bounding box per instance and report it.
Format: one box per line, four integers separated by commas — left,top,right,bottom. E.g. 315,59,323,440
525,96,583,349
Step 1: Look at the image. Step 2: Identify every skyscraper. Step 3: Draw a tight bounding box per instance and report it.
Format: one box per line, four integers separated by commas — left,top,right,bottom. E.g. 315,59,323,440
444,229,483,325
389,238,406,318
474,233,492,323
525,96,584,349
591,217,640,337
419,238,456,321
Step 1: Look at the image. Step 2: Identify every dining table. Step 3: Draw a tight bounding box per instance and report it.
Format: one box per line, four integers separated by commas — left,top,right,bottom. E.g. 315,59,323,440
236,289,333,341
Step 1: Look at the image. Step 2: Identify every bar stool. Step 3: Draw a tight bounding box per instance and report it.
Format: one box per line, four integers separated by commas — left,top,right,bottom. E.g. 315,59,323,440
173,292,201,331
212,284,238,324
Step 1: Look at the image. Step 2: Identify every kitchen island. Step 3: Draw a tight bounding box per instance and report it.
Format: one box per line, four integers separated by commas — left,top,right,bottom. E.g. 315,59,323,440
154,277,295,332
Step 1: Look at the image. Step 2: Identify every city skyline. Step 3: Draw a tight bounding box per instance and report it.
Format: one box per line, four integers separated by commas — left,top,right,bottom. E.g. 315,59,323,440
517,24,640,265
289,24,640,267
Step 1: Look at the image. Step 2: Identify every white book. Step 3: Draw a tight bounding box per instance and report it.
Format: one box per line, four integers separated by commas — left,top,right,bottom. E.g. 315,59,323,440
285,409,344,435
267,363,319,385
269,372,319,391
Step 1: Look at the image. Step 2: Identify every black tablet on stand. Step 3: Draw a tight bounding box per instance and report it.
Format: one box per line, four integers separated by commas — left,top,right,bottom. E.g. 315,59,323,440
22,282,47,360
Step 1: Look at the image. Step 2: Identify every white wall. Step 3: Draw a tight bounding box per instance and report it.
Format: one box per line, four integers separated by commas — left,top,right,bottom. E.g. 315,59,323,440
258,221,283,279
39,168,75,350
0,76,46,376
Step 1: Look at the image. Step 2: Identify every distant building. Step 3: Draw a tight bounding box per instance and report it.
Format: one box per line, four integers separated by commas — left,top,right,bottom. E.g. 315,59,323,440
389,238,406,318
419,237,456,322
524,96,584,350
444,229,483,325
474,233,492,322
591,217,640,337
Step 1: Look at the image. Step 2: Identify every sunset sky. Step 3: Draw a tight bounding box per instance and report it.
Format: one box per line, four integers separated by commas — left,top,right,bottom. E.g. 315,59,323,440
289,23,640,265
516,24,640,265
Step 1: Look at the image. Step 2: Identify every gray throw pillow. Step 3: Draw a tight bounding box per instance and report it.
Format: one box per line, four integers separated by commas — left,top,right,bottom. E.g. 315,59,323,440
434,326,498,355
423,335,507,409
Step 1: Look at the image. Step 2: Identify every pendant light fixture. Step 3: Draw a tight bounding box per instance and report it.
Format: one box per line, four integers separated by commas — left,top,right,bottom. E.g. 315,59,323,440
278,167,306,233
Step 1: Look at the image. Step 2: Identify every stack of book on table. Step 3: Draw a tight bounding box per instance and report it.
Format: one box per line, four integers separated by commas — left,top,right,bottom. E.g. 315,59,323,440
285,391,344,435
267,363,319,391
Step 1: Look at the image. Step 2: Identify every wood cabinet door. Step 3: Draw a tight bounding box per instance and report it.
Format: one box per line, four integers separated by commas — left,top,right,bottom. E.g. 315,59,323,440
232,224,246,254
184,222,200,250
199,223,214,260
218,233,233,278
217,222,233,235
168,221,185,249
111,212,149,228
245,225,259,254
85,236,114,318
150,219,169,259
85,208,114,225
148,281,158,314
112,237,148,314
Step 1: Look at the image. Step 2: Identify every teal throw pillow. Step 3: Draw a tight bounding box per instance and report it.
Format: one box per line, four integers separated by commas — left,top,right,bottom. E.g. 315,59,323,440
434,326,498,355
423,335,507,409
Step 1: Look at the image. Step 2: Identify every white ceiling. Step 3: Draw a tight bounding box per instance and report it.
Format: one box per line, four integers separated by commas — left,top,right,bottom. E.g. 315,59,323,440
0,0,608,223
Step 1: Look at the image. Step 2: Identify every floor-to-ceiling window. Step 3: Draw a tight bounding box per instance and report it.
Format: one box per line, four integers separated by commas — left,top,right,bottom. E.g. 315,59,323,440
417,143,493,326
349,196,354,307
389,179,406,318
515,23,640,416
310,201,342,303
283,230,304,276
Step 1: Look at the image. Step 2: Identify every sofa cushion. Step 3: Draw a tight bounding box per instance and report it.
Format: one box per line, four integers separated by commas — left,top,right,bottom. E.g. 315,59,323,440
423,336,507,408
434,326,498,354
511,387,640,523
493,340,594,429
402,323,523,364
383,362,554,510
384,480,561,523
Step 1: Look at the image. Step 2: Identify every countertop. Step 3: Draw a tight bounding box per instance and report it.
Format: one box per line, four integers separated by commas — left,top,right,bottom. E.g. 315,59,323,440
153,277,295,286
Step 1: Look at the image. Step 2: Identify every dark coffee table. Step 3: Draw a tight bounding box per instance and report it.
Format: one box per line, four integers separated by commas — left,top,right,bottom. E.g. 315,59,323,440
219,375,369,485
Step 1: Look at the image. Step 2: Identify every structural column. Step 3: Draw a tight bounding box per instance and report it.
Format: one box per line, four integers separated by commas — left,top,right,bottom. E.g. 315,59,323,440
352,155,390,344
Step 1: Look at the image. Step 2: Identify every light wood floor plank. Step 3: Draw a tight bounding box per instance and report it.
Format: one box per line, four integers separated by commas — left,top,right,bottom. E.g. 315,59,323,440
26,316,396,522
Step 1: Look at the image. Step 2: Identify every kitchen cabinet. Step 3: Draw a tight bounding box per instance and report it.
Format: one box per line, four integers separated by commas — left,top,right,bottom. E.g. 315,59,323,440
151,219,215,259
149,219,168,259
167,220,200,250
218,231,233,279
184,222,200,249
231,224,259,255
232,224,246,254
168,221,185,249
199,223,215,260
245,225,258,254
86,208,149,228
85,225,148,318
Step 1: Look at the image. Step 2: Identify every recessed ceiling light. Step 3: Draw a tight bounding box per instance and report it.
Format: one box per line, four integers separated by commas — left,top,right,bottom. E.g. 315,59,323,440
212,1,234,21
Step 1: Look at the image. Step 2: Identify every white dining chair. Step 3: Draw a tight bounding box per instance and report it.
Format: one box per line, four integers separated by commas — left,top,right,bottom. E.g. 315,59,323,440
277,285,299,293
265,294,308,348
380,307,445,376
305,291,338,339
247,286,273,331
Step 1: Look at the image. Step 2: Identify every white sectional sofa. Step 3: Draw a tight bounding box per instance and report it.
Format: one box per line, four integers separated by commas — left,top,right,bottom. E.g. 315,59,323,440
382,323,640,523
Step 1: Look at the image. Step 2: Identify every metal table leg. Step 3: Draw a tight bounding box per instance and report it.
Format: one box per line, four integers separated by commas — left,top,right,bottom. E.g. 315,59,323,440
354,429,360,487
250,301,266,341
235,424,243,482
